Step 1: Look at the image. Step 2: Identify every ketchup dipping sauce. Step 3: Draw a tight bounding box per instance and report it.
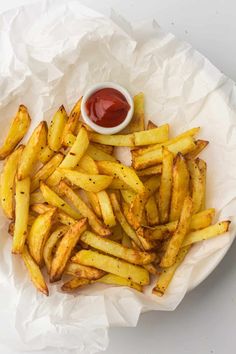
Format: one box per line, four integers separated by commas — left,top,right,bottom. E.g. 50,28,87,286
81,83,134,134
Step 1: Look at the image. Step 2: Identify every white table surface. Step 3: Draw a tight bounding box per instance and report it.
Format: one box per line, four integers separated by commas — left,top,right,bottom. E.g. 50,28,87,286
1,1,236,354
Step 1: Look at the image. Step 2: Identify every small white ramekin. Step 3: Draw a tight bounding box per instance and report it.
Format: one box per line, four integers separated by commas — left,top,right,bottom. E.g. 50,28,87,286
81,82,134,134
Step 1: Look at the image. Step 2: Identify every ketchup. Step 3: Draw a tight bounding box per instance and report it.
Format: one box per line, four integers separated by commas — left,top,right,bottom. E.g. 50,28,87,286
86,88,130,128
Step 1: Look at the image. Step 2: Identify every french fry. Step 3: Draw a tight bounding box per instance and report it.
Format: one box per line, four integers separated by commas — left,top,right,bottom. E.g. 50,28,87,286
169,153,190,222
17,121,47,180
46,169,63,188
110,193,143,248
145,196,159,226
0,105,31,160
48,105,68,151
161,196,193,267
30,190,45,205
38,145,55,164
0,145,24,218
59,127,89,169
58,181,111,236
12,177,30,254
97,191,116,227
185,140,209,160
62,97,82,146
50,218,87,282
96,273,142,292
86,192,102,218
188,158,205,214
81,231,155,265
72,249,150,285
31,203,78,227
121,190,136,204
135,227,157,251
61,277,91,291
89,132,134,147
65,262,105,279
58,169,113,192
31,202,55,214
28,208,56,265
87,144,116,162
63,132,76,147
198,159,207,210
22,246,49,296
122,92,145,133
134,124,169,146
153,246,190,296
78,154,99,174
182,221,230,247
159,147,174,223
132,136,196,170
97,161,145,194
30,153,64,192
92,143,114,155
43,226,69,272
147,120,157,129
137,165,162,177
40,182,81,219
57,211,77,226
109,178,131,190
144,175,161,197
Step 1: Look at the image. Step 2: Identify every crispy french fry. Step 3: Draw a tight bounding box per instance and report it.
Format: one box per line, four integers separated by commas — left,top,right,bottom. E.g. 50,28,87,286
97,161,145,194
62,97,82,146
121,190,136,204
30,190,45,205
61,277,91,291
198,159,207,210
78,154,99,174
134,124,169,146
58,169,113,192
153,246,190,296
87,144,116,162
169,153,190,222
185,140,209,160
58,181,111,236
38,145,55,164
18,121,47,180
122,92,145,133
182,221,230,247
145,196,159,226
144,175,161,197
48,105,68,151
89,132,134,147
81,231,155,265
147,120,157,129
110,193,143,248
65,262,105,279
161,196,193,267
97,191,116,227
0,105,31,160
159,147,173,223
137,165,162,177
31,203,78,227
188,158,205,214
28,208,56,265
40,182,81,219
57,211,77,226
43,226,69,272
22,246,49,296
50,218,87,282
0,145,24,218
96,273,142,292
86,191,102,218
72,250,150,285
12,177,30,254
31,153,64,192
135,227,157,251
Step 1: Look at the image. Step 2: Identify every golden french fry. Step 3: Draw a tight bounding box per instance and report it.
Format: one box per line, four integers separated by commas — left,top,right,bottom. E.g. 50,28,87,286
187,158,205,214
81,231,155,265
182,221,230,247
62,97,82,146
121,190,136,204
31,202,55,214
38,145,55,164
132,136,196,170
50,218,87,282
134,124,169,146
161,196,193,267
185,140,209,160
28,208,56,265
22,246,49,296
92,143,114,155
58,168,113,192
87,144,117,162
58,181,111,236
145,196,159,226
30,190,45,205
97,191,116,227
89,132,134,147
137,165,162,177
153,246,190,296
110,193,143,248
144,175,161,197
78,154,99,174
12,177,30,254
147,120,157,129
65,262,105,279
61,277,90,291
86,191,102,218
18,121,47,180
97,161,145,194
159,147,174,223
31,153,64,192
0,145,24,218
109,178,131,190
197,158,207,210
72,249,150,285
48,105,68,151
43,226,68,272
169,153,190,222
96,273,142,292
40,182,81,219
122,92,145,133
0,105,31,160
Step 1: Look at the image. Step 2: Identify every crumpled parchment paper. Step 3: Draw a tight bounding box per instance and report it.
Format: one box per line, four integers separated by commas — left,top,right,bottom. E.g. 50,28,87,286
0,1,236,353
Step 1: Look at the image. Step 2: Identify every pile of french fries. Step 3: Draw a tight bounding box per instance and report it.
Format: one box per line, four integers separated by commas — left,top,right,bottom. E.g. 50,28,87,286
0,93,230,297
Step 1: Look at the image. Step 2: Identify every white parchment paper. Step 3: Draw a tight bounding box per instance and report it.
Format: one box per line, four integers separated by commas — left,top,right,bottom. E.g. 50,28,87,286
0,1,236,353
